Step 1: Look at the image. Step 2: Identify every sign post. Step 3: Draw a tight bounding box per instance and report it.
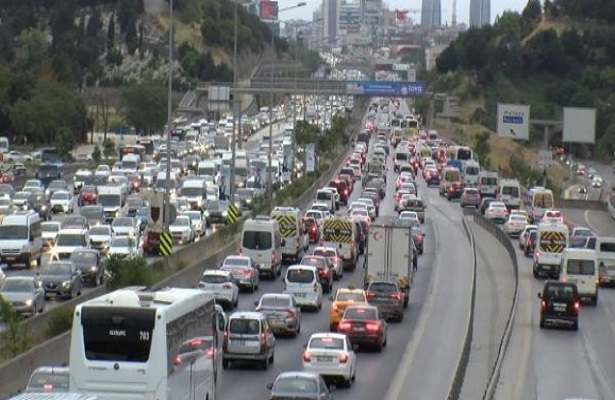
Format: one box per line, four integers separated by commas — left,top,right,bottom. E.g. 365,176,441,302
497,103,530,140
305,143,315,173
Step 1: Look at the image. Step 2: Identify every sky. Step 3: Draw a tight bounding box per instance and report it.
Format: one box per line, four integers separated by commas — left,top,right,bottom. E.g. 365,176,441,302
280,0,530,26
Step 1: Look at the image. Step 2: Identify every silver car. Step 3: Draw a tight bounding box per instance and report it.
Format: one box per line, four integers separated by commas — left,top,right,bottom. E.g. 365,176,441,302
0,276,45,316
221,255,260,292
26,366,70,392
254,293,302,337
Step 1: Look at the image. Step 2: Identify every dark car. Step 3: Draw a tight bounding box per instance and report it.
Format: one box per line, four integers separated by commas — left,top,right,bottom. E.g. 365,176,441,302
525,230,538,257
337,305,388,351
205,199,228,226
366,280,405,322
80,205,105,226
446,181,464,200
426,171,440,187
78,185,98,206
236,188,256,210
35,164,62,187
69,248,104,286
45,179,69,200
28,193,50,220
299,255,333,293
39,261,83,300
266,372,333,400
0,276,45,317
479,198,496,216
538,281,580,330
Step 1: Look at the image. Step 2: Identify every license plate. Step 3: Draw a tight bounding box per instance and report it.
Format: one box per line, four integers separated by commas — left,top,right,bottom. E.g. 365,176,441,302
554,303,567,312
231,340,245,346
353,327,365,332
245,341,260,347
295,293,306,298
317,356,333,362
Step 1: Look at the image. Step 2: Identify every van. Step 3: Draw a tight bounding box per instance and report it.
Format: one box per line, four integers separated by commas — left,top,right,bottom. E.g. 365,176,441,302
394,148,409,172
241,216,283,277
0,210,43,268
321,217,360,270
197,160,219,178
560,248,599,305
283,265,323,310
533,222,570,279
463,160,480,186
271,207,309,262
222,311,276,370
595,236,615,266
402,196,426,223
315,189,336,213
498,179,522,210
439,167,461,195
181,179,207,210
479,172,499,198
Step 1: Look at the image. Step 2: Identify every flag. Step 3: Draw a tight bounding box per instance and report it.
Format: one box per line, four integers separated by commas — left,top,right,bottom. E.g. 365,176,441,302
395,9,406,21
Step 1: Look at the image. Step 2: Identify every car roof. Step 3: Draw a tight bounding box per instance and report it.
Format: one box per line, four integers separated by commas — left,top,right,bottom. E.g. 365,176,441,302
260,293,293,300
30,366,70,374
275,371,320,381
345,304,378,311
309,332,348,340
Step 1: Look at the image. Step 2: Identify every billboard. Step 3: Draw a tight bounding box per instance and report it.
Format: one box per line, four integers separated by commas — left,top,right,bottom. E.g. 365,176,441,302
563,107,596,144
259,0,279,20
345,81,425,97
496,103,530,140
305,143,315,172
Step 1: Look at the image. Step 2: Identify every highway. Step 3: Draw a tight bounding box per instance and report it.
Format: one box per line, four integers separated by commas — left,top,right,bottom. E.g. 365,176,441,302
210,100,475,400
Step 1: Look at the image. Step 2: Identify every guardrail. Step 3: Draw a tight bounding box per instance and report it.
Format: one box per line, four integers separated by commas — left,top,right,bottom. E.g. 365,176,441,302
446,214,477,400
0,105,367,400
472,213,520,400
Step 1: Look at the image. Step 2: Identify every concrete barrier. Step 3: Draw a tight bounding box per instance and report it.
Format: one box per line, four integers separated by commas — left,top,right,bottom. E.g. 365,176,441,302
555,198,607,211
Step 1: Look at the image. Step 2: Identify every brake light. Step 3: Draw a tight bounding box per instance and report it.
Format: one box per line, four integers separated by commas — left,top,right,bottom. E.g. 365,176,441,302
366,322,379,332
339,352,349,363
574,301,580,311
303,351,312,362
43,383,53,391
338,321,351,331
366,291,375,298
310,226,316,233
351,240,355,248
319,268,328,277
271,251,275,262
222,283,233,289
344,189,349,195
223,331,228,351
206,347,215,359
391,293,402,300
541,300,546,310
260,332,266,346
560,277,566,283
286,309,295,318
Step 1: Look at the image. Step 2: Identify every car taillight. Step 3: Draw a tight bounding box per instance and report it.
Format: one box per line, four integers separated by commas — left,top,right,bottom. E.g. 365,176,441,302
318,268,327,276
344,189,349,195
286,309,295,318
311,225,317,233
223,331,228,350
541,300,546,310
296,238,300,248
271,251,275,262
338,321,351,331
366,322,379,332
574,301,580,311
339,352,349,363
391,293,402,300
222,283,233,289
366,291,375,298
351,240,355,248
43,383,53,391
303,351,311,362
260,332,266,346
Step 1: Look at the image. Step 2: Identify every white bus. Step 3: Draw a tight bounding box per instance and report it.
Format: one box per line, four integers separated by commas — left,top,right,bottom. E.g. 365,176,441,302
70,288,219,400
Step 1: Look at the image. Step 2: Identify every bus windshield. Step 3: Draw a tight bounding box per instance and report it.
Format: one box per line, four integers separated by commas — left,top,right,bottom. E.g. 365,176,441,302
119,145,146,161
137,139,155,155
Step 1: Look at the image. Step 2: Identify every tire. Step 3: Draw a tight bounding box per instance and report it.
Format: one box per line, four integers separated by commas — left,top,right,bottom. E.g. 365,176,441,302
36,256,41,267
539,318,545,329
375,338,383,352
592,294,598,306
261,357,269,370
572,320,579,331
222,358,230,369
269,352,274,364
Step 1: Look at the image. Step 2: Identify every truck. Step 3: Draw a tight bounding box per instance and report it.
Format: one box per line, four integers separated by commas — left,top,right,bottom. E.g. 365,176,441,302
364,224,417,307
97,186,124,223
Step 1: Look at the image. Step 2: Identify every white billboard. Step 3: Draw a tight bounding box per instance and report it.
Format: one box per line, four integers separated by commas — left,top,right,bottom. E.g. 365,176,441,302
497,103,530,140
563,107,596,144
305,143,315,172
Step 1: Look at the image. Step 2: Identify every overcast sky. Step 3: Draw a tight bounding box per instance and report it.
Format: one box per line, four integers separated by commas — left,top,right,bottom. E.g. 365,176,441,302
280,0,530,26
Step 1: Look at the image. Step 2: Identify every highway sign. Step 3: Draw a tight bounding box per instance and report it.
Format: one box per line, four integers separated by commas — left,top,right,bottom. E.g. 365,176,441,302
159,232,173,256
497,103,530,140
305,143,315,172
538,150,553,169
226,204,239,225
345,81,425,97
563,107,596,143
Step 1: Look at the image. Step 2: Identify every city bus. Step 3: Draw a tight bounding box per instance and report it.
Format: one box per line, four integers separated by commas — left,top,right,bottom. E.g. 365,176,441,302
69,287,219,400
118,144,146,161
136,137,156,159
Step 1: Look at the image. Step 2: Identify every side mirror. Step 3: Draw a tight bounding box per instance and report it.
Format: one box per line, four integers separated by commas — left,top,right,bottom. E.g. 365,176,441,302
329,295,334,301
253,300,259,306
537,292,542,299
266,383,274,390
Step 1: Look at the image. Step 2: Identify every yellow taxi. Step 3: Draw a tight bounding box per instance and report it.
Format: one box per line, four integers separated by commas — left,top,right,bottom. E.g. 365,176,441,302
329,286,369,331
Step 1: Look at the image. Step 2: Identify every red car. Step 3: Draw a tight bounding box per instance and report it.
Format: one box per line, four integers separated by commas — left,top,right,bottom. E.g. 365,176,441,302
303,217,320,243
411,227,424,254
79,185,98,206
337,305,388,351
329,179,350,205
128,175,141,193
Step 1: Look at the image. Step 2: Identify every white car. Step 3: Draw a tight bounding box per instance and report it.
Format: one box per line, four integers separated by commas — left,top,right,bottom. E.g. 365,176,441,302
111,217,139,237
310,203,332,218
510,209,529,222
169,215,194,244
0,197,13,214
94,165,111,178
5,151,33,163
519,225,538,249
198,270,239,309
23,179,44,191
485,201,508,223
49,190,73,214
399,211,420,226
108,236,143,258
88,225,114,253
305,209,326,227
11,191,30,208
41,221,61,248
302,332,357,387
312,246,343,280
182,211,205,236
504,214,528,237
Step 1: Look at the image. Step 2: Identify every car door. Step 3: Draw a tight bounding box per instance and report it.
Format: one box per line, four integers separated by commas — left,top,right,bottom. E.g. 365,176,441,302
262,320,275,354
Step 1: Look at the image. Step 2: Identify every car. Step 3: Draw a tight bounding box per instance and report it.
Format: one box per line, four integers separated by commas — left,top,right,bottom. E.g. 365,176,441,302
61,215,89,230
49,190,73,214
398,210,420,227
5,150,33,163
45,179,69,199
302,333,356,387
479,198,496,216
182,210,205,237
525,229,538,257
0,196,13,215
0,276,45,317
485,201,508,223
299,255,334,294
460,187,481,208
88,224,113,254
411,227,425,254
328,287,368,331
337,305,387,351
169,215,195,244
222,311,276,370
80,204,105,227
111,216,139,237
108,236,143,258
12,191,30,208
41,221,61,249
220,255,260,292
266,372,334,400
541,209,564,224
199,270,239,310
39,261,83,300
519,225,538,250
365,280,406,321
303,217,321,243
446,181,464,200
312,246,343,280
504,214,528,237
28,193,50,220
78,185,98,206
25,366,70,393
69,248,104,287
254,293,302,337
204,199,228,226
538,281,580,330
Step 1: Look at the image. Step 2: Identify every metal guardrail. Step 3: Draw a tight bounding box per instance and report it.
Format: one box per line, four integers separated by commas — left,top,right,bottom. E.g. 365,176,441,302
446,214,477,400
472,213,520,400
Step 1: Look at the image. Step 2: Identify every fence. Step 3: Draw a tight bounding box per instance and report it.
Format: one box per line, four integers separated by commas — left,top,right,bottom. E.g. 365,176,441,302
472,213,520,400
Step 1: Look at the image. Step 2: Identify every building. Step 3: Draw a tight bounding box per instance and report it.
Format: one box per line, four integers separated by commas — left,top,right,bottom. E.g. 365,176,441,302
339,0,361,35
323,0,341,45
469,0,490,27
421,0,441,29
425,44,447,70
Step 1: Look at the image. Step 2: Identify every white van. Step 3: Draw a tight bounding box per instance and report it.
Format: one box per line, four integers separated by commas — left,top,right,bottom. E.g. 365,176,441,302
315,189,336,213
479,171,499,198
271,207,309,262
181,179,207,210
283,265,323,310
533,222,570,279
241,216,283,277
463,160,480,186
595,236,615,267
0,210,43,268
394,148,409,172
560,248,599,305
498,179,522,210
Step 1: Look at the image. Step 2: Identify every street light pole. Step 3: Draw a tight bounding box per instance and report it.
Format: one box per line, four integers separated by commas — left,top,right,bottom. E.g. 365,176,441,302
230,1,238,204
164,0,173,234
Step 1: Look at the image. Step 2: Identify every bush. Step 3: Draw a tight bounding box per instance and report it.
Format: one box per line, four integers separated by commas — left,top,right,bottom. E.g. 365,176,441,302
92,145,102,163
46,308,74,339
102,138,116,159
0,297,29,358
105,255,155,290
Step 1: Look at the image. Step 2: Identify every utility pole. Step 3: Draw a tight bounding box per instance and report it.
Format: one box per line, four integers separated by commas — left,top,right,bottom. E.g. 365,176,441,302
267,27,275,202
164,0,173,235
230,1,238,204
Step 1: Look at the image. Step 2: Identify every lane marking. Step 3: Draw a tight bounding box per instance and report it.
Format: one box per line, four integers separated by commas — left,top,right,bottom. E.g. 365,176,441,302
584,209,604,236
511,249,534,399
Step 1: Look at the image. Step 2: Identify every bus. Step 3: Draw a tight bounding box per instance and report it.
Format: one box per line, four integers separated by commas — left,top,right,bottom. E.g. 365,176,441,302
118,144,146,161
136,138,156,159
41,147,64,164
69,287,219,400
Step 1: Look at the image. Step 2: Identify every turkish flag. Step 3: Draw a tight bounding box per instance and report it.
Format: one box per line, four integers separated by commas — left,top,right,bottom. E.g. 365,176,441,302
395,9,406,21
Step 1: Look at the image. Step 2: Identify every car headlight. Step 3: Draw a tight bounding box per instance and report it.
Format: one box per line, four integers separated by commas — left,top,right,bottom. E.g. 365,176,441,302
41,205,47,211
204,211,210,217
246,198,252,204
62,281,71,288
24,299,32,307
90,265,98,272
222,211,228,217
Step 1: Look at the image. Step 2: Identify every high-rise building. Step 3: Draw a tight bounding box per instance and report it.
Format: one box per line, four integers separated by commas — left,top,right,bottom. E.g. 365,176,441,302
421,0,441,29
469,0,490,27
340,0,361,34
323,0,341,45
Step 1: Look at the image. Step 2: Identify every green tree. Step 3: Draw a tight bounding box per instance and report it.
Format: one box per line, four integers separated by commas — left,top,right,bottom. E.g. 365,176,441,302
105,254,155,290
0,297,29,358
107,12,115,50
122,78,167,134
56,127,77,159
473,131,492,170
102,138,116,158
16,26,48,70
522,0,542,22
125,21,138,55
92,145,102,163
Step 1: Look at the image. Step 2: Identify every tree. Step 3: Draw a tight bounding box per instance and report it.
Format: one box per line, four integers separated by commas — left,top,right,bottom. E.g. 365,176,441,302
105,254,155,290
107,12,115,50
122,78,167,134
91,88,113,141
522,0,542,22
92,145,102,163
15,26,48,70
125,21,138,55
0,297,29,358
473,131,492,170
56,127,77,159
102,138,116,158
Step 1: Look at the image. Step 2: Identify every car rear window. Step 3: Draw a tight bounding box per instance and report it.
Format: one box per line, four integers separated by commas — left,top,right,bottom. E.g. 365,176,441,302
309,337,344,350
369,282,397,293
287,268,315,283
337,292,366,302
544,285,576,300
229,319,260,334
260,297,290,308
343,307,376,320
301,257,326,268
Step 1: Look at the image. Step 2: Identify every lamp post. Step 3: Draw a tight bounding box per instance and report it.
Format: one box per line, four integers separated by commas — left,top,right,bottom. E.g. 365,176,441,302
266,2,307,202
164,0,173,235
230,0,239,204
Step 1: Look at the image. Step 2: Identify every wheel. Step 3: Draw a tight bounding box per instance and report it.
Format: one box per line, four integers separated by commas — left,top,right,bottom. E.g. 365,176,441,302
269,352,274,364
222,358,230,369
38,301,45,314
533,270,538,278
375,338,383,352
343,376,352,388
572,320,579,331
539,318,545,329
383,333,388,347
36,256,41,267
77,286,82,296
261,357,269,370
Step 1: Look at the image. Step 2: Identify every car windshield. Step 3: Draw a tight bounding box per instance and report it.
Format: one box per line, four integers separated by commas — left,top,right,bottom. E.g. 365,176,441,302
343,307,377,320
309,337,344,350
27,371,69,391
273,377,318,394
510,216,526,222
44,263,72,275
0,198,10,206
223,257,250,267
336,292,366,302
48,181,65,190
574,229,592,237
286,268,315,283
259,297,291,308
242,231,272,250
172,217,190,226
56,234,85,247
126,198,143,207
14,192,29,200
112,218,133,227
201,274,229,284
51,192,69,200
89,227,110,236
70,252,97,264
0,225,28,239
1,279,32,292
42,224,60,233
229,319,260,335
63,217,86,228
111,237,133,247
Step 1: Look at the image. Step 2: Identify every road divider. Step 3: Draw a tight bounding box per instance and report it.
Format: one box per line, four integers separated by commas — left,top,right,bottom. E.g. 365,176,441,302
446,214,477,400
472,213,519,400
